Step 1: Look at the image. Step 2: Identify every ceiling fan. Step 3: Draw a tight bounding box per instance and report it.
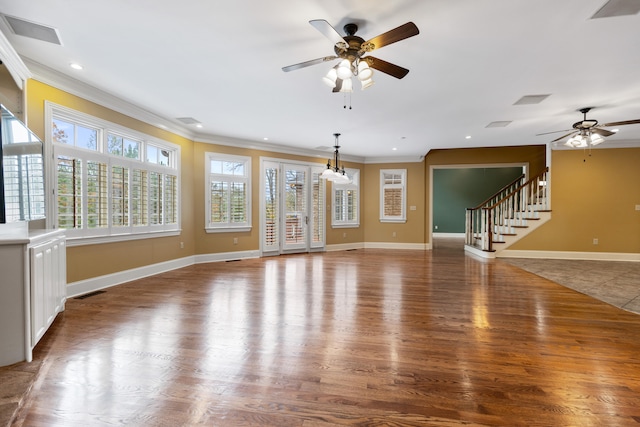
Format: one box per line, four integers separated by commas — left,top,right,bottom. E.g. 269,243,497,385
282,19,419,92
538,107,640,148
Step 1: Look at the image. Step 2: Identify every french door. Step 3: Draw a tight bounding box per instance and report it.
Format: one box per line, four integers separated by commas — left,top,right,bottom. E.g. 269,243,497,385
261,159,325,255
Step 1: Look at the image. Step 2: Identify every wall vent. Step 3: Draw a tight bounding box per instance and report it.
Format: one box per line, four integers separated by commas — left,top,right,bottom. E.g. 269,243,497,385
176,117,201,125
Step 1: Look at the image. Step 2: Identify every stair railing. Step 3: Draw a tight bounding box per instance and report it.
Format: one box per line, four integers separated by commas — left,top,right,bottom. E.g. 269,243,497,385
466,167,549,252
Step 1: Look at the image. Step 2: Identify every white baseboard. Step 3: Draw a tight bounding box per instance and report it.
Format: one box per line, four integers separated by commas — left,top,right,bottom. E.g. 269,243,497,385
364,242,431,250
194,250,260,264
498,250,640,262
67,256,195,298
325,242,365,252
433,233,465,238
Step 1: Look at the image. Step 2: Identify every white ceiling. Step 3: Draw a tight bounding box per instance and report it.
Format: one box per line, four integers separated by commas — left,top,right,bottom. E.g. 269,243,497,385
1,0,640,162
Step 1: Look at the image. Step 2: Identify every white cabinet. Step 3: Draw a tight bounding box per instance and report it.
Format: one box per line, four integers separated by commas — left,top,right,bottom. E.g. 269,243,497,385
0,225,66,366
29,236,66,348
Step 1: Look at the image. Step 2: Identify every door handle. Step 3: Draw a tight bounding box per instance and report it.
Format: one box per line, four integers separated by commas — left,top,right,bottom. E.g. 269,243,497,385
305,216,309,225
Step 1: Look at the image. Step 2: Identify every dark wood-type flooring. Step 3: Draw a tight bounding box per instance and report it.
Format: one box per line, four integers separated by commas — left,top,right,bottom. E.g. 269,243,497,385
9,244,640,426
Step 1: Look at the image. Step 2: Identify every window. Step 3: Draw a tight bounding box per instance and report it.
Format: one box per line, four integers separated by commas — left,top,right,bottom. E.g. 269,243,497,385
380,169,406,223
332,169,359,228
47,102,180,243
205,153,251,232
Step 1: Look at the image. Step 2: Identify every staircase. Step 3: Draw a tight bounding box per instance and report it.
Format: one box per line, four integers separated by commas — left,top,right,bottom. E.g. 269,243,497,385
465,167,550,258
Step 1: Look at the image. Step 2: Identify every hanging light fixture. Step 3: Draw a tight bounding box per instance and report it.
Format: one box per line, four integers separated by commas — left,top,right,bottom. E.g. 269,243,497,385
321,133,351,184
564,129,605,148
321,58,374,94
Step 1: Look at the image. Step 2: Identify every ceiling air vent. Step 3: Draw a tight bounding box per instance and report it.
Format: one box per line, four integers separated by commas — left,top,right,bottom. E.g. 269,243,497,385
486,121,512,128
513,94,551,105
2,14,62,45
175,117,201,125
591,0,640,18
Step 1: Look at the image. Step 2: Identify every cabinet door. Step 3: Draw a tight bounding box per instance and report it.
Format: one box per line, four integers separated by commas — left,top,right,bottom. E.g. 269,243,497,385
30,244,47,346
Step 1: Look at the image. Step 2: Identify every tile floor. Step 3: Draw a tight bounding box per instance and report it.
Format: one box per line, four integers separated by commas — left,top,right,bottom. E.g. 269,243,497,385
501,257,640,314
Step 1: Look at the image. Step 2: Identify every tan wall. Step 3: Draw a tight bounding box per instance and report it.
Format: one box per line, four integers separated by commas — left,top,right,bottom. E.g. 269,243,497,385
26,80,196,283
362,161,426,244
510,148,640,253
192,141,364,254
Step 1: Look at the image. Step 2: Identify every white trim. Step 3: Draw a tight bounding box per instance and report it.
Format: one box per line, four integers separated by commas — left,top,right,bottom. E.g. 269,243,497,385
0,30,31,89
364,155,425,164
325,242,365,252
65,230,181,247
498,250,640,262
67,256,194,298
198,136,365,164
67,249,261,298
434,232,465,238
25,58,194,140
194,250,260,264
205,152,252,232
364,242,431,250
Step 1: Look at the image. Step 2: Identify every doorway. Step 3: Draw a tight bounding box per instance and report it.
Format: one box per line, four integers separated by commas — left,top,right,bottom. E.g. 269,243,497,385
261,159,325,255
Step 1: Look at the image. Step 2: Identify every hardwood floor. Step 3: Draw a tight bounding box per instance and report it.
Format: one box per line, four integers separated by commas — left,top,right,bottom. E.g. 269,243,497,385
14,245,640,426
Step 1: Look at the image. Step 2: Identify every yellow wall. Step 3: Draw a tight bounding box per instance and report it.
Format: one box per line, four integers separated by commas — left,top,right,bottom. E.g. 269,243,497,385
510,148,640,253
363,161,426,244
26,80,196,283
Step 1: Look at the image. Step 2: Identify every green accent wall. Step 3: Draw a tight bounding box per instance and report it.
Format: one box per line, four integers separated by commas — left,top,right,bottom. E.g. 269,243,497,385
433,167,523,233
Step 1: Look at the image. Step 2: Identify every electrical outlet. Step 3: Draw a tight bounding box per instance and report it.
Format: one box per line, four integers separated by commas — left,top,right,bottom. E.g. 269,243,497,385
180,241,184,249
636,204,640,211
233,237,238,245
392,231,397,238
593,238,598,245
434,225,438,230
343,232,347,238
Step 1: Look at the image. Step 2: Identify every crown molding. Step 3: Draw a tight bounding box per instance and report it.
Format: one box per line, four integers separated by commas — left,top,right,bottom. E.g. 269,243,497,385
23,57,196,140
195,134,366,164
0,29,31,89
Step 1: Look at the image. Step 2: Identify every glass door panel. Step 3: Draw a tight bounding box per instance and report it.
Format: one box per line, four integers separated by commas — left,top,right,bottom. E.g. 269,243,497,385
282,164,307,252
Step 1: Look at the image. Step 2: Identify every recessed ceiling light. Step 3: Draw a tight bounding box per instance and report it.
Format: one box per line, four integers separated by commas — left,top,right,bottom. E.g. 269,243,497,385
465,135,472,139
612,128,619,133
392,147,397,151
70,63,83,70
263,137,269,141
195,124,203,128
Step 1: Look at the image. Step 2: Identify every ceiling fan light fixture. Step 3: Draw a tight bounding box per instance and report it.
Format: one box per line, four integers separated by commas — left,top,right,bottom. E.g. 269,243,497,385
589,133,604,146
339,77,353,93
360,78,374,90
336,59,353,80
322,68,338,88
357,61,373,81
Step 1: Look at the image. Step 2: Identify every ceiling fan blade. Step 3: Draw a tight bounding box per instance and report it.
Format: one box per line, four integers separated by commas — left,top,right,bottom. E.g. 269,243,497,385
365,56,409,79
309,19,347,47
535,129,573,136
551,131,577,143
282,56,337,72
591,127,615,137
601,119,640,127
364,22,419,51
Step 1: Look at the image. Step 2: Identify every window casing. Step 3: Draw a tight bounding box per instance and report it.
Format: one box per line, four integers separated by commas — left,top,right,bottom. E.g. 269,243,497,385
46,102,180,243
205,153,251,232
380,169,406,223
332,169,359,228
